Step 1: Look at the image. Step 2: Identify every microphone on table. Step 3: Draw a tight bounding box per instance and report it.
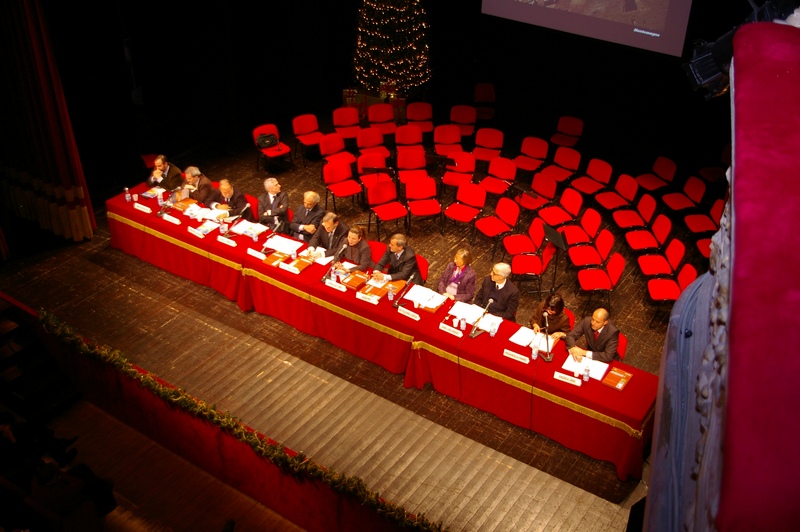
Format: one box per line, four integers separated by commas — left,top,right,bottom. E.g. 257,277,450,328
469,298,494,339
321,243,349,283
392,273,415,308
542,311,554,363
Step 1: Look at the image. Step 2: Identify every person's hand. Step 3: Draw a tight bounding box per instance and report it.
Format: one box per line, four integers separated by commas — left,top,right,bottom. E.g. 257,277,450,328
152,169,163,178
216,204,231,211
569,346,586,362
446,293,454,301
553,332,565,340
532,323,541,333
184,184,196,191
372,271,385,281
304,224,317,234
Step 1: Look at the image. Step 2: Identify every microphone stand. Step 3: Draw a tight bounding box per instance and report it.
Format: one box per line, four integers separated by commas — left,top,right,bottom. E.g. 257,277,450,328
542,312,554,362
392,274,415,308
469,298,494,339
321,244,348,283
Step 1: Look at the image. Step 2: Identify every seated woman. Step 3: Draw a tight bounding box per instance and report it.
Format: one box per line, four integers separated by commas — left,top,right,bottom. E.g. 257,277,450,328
530,292,571,339
436,248,477,302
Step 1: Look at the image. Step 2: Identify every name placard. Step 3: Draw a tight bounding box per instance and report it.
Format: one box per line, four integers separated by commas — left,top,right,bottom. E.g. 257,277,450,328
134,202,152,213
279,262,300,274
397,306,420,321
217,235,237,247
188,226,206,239
355,291,379,305
438,322,463,337
503,349,530,364
324,278,347,292
553,372,582,387
162,213,181,225
247,248,267,261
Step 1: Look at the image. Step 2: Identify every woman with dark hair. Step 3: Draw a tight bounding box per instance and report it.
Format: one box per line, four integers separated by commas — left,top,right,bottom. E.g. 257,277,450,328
530,292,571,339
436,248,477,302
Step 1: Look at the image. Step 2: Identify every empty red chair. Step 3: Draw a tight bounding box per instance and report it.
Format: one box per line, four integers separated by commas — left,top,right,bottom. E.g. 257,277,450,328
444,183,486,230
333,107,362,141
538,187,583,228
625,213,671,253
612,193,656,230
685,198,724,234
568,228,614,268
367,180,408,238
396,150,429,186
473,82,496,121
577,252,625,309
511,242,557,295
434,124,463,156
635,156,677,192
647,263,698,303
394,124,425,156
405,102,434,133
637,238,685,277
292,113,324,167
479,156,517,198
596,173,638,212
323,161,362,213
405,176,443,235
550,116,583,147
662,175,706,212
570,158,613,196
513,136,549,173
368,103,397,136
357,126,392,159
357,153,393,190
450,105,477,138
473,197,521,258
536,146,581,184
442,151,475,195
319,132,356,168
503,216,546,260
559,207,601,247
472,127,504,162
515,171,558,213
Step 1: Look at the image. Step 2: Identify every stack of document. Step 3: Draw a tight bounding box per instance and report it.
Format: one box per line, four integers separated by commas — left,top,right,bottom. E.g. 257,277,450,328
509,327,555,352
402,285,447,310
230,220,268,238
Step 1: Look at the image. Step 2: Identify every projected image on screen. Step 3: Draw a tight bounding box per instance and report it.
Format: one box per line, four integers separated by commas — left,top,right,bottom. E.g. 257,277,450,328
482,0,693,56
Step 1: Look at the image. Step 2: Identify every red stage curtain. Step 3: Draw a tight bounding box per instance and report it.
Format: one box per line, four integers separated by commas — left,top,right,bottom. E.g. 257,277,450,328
0,0,95,242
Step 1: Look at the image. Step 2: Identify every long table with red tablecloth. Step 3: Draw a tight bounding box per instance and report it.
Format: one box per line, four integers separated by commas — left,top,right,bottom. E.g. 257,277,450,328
107,183,657,479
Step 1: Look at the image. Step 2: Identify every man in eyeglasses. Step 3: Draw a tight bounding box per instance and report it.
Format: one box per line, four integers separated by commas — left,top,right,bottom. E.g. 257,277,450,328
473,262,519,321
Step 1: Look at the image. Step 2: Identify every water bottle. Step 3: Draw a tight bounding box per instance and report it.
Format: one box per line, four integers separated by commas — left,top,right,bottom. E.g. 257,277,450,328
583,367,590,382
291,250,297,260
251,233,258,244
489,323,498,337
531,350,538,361
157,192,164,206
387,286,395,301
459,318,466,331
329,264,336,281
124,187,131,202
220,221,228,235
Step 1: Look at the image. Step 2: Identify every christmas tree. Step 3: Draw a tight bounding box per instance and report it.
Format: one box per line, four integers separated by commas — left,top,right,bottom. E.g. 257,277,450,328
353,0,432,97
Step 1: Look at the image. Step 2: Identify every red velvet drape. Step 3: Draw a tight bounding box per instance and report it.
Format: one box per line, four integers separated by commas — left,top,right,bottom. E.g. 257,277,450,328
0,0,95,241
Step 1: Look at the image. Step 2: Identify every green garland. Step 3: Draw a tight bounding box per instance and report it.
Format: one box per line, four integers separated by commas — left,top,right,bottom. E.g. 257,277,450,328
39,310,444,531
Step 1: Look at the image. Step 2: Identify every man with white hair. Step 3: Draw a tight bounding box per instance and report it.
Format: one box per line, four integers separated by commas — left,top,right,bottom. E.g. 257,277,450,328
183,166,214,205
287,191,324,241
208,179,253,221
473,262,519,321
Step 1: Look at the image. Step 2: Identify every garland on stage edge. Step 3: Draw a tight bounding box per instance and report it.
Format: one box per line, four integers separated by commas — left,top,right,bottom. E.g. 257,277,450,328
39,310,445,532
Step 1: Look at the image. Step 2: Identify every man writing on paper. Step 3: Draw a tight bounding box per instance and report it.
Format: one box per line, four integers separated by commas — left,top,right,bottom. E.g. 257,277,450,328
473,262,519,321
146,154,183,192
565,308,620,363
372,233,420,282
208,179,253,221
308,212,350,257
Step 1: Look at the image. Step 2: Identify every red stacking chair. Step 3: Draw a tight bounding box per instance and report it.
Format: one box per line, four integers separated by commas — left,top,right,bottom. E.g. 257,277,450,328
252,124,292,173
568,228,614,268
444,183,486,232
696,238,712,259
357,153,393,190
473,197,520,259
612,193,656,230
319,132,356,168
559,207,601,247
515,172,558,213
357,126,392,159
685,198,725,235
332,107,362,143
550,116,583,147
625,213,671,253
637,238,685,277
367,180,408,239
405,102,434,134
595,173,638,212
511,241,556,296
416,254,430,285
396,149,429,186
405,176,443,235
450,104,477,138
662,175,706,212
473,82,496,121
513,136,549,173
472,127,504,163
442,151,475,197
292,113,324,167
535,146,581,184
433,124,463,156
617,332,628,360
502,216,546,261
394,124,425,156
479,156,517,199
367,103,397,137
538,187,583,228
635,156,677,192
647,263,698,303
323,161,362,213
577,252,625,310
368,240,387,265
570,158,613,196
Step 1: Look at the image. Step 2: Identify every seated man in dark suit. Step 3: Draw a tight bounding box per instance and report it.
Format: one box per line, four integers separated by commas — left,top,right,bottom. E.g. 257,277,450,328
308,212,350,256
334,226,373,273
146,154,183,192
183,166,215,205
288,191,324,241
565,307,620,363
257,177,289,232
372,233,420,282
473,262,519,321
208,179,254,221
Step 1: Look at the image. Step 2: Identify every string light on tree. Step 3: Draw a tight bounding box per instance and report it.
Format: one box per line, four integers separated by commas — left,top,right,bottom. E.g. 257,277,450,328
354,0,432,97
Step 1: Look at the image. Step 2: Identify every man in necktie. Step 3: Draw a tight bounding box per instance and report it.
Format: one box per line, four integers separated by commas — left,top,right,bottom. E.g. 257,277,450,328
288,191,324,241
372,233,420,282
565,308,620,363
473,262,519,321
257,178,289,232
208,179,253,221
307,212,350,257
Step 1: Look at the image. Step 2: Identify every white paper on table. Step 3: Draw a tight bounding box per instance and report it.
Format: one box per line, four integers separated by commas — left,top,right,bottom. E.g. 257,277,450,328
230,220,267,237
338,260,358,271
475,313,503,333
448,302,485,324
366,277,388,288
509,326,535,347
196,219,220,235
264,234,303,255
141,186,166,198
183,204,218,221
561,356,609,381
403,284,447,309
315,255,335,265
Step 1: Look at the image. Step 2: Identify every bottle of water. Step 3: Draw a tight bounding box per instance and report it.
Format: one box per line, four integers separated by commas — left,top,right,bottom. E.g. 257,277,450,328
459,318,467,331
124,188,131,202
583,366,590,382
329,264,336,282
